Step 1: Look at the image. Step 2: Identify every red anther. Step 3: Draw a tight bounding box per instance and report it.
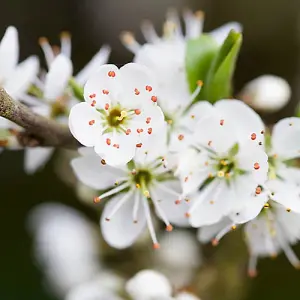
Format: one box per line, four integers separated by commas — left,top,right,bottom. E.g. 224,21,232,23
135,109,141,115
251,133,257,140
255,186,262,195
151,95,157,102
102,89,109,95
147,128,152,134
153,243,160,250
220,119,224,126
137,128,144,134
89,93,96,99
108,71,116,77
106,138,111,146
248,270,258,278
166,225,173,232
89,120,95,126
212,239,219,246
175,200,181,205
184,176,189,182
126,129,132,135
113,144,120,149
178,134,184,141
146,117,151,124
254,162,260,170
191,114,195,119
104,103,110,110
91,100,96,107
105,217,110,221
208,140,212,146
145,85,153,92
101,159,106,165
185,212,191,218
261,130,264,134
134,88,140,95
136,143,143,148
93,197,101,204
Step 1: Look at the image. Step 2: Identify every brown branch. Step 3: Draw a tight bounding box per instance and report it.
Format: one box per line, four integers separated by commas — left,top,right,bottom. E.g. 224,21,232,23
0,88,80,148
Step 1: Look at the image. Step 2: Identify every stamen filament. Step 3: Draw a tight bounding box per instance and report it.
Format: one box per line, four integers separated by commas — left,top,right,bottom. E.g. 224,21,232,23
97,182,130,200
132,191,140,223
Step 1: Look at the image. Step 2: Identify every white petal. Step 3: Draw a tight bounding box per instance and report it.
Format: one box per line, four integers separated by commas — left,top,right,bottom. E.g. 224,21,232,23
215,99,265,146
101,194,146,249
24,147,54,174
277,165,300,185
271,117,300,160
68,102,102,147
44,54,73,100
94,131,137,166
209,22,242,45
119,62,157,105
152,180,189,227
83,64,121,109
175,292,201,300
236,144,269,184
71,153,126,190
189,180,234,227
4,56,39,99
0,26,18,82
75,45,111,85
193,114,237,154
179,101,213,130
126,270,172,299
197,218,232,243
267,179,300,212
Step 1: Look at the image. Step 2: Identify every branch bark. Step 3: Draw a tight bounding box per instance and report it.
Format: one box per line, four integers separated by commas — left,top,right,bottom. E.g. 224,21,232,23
0,88,80,148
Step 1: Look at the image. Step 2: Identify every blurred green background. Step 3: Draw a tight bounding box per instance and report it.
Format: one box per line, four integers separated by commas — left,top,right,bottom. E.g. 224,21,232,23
1,0,300,299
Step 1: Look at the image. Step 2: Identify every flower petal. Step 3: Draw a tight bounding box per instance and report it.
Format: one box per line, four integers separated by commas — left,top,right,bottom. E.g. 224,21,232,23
0,26,18,82
69,102,102,147
83,64,121,109
44,54,73,101
71,152,126,190
209,22,242,45
24,147,54,174
75,45,111,85
94,131,137,166
215,99,265,146
175,292,201,300
4,56,39,99
271,117,300,160
101,194,146,249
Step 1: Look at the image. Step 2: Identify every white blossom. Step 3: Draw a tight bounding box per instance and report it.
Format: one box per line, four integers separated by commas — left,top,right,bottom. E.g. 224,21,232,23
240,75,291,113
176,100,268,227
69,63,165,166
71,127,185,249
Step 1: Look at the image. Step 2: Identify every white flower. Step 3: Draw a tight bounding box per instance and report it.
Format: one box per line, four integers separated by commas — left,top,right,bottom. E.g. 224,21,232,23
176,100,268,227
69,63,165,166
27,203,102,298
71,127,185,249
121,9,241,111
240,75,291,113
0,26,39,100
153,230,201,288
126,269,201,300
38,32,110,84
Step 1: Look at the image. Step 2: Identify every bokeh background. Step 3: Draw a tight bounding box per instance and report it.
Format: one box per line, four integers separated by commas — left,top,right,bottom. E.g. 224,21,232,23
1,0,300,299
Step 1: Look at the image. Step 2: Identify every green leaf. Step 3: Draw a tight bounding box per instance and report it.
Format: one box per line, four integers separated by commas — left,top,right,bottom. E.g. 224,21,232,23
69,77,84,101
203,30,242,103
185,35,219,99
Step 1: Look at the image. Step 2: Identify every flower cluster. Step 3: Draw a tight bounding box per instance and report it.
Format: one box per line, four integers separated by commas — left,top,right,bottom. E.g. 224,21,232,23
1,8,299,290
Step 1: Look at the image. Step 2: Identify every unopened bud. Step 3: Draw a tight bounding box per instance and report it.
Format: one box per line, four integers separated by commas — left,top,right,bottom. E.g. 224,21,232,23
240,75,291,113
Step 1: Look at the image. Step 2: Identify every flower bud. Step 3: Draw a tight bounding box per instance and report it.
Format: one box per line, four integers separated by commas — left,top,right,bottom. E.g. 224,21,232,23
240,75,291,113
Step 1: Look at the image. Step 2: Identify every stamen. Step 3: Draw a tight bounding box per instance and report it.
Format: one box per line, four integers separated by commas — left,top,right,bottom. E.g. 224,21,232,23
254,162,260,170
60,31,71,58
134,88,140,95
132,191,140,223
178,134,184,141
106,138,111,146
137,128,144,134
101,159,106,165
38,37,55,68
135,109,141,115
146,117,151,124
117,110,127,121
189,80,203,102
113,144,120,149
91,100,96,107
102,90,109,95
126,129,132,135
255,186,262,195
147,128,152,135
183,9,204,39
136,143,143,148
220,119,224,126
145,85,153,92
97,182,130,202
89,93,96,99
248,255,258,278
108,70,116,77
142,195,159,249
104,103,109,110
88,120,95,126
141,20,160,43
105,190,134,221
251,133,257,140
212,223,236,245
151,96,157,103
120,31,141,54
